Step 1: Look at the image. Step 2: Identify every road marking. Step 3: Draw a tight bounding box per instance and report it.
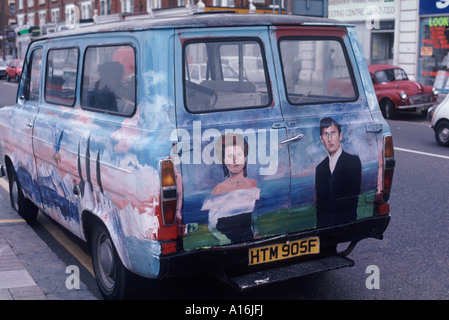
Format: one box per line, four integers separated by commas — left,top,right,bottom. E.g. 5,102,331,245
37,214,94,276
395,147,449,160
0,218,26,224
2,82,18,87
0,178,8,192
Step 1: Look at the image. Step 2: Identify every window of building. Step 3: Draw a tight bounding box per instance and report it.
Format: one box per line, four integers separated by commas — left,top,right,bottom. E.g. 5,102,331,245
45,48,79,106
27,13,35,25
81,45,136,116
121,0,134,13
81,1,92,19
100,0,111,15
17,14,24,27
51,8,59,22
213,0,235,6
147,0,161,9
39,11,46,26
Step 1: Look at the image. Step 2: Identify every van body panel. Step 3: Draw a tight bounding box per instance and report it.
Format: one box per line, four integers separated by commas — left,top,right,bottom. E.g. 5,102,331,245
175,27,292,250
270,25,381,232
1,44,44,208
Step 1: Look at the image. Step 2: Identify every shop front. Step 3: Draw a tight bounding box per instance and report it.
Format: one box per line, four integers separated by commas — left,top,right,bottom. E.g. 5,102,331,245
419,0,449,91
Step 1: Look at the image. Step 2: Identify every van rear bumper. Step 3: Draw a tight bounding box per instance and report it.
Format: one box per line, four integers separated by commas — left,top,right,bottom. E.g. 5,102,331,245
159,215,390,281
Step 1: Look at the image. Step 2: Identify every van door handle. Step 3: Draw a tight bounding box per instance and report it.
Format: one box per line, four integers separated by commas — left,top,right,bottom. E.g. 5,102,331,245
280,133,304,144
27,123,33,128
272,122,285,129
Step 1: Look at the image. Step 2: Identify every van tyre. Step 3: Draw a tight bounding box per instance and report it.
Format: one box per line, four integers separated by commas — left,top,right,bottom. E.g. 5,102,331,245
8,167,38,224
435,120,449,147
91,223,130,300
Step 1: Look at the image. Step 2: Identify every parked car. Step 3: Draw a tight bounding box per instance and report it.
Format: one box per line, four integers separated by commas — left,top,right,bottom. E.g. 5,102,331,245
429,94,449,146
369,64,438,119
5,59,24,82
0,60,7,79
0,12,395,299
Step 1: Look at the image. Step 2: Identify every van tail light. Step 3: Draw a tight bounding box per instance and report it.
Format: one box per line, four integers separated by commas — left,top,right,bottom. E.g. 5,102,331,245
160,159,177,226
376,135,395,215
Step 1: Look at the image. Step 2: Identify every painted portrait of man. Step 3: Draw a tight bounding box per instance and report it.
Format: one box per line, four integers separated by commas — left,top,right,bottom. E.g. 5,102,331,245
315,117,362,228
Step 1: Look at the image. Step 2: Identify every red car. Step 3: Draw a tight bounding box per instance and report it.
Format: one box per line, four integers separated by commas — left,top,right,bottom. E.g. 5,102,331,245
6,59,24,82
369,64,438,119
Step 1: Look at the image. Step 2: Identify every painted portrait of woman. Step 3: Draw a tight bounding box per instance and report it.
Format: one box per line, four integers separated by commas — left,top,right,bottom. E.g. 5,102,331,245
201,133,260,245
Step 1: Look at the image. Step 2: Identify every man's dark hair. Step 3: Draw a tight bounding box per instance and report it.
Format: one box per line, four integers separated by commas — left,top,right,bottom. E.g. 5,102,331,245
319,117,341,135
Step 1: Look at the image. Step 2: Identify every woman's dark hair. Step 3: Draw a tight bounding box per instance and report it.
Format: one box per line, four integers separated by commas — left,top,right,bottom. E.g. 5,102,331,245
217,133,249,178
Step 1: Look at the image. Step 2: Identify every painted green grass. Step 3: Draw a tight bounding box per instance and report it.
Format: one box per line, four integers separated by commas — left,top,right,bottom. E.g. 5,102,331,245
183,190,376,251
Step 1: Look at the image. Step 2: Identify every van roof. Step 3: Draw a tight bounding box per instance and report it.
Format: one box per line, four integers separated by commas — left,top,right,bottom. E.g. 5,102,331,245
43,13,349,40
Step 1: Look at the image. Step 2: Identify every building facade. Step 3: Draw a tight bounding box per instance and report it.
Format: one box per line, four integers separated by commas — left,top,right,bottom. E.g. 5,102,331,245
14,0,276,30
328,0,449,93
1,0,17,58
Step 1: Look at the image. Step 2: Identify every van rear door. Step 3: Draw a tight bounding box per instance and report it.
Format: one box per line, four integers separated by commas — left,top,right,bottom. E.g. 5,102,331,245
174,27,291,251
271,26,381,233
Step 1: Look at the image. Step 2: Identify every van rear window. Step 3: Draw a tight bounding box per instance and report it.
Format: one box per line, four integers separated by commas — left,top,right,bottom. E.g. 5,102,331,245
81,45,136,116
279,38,357,105
183,39,271,113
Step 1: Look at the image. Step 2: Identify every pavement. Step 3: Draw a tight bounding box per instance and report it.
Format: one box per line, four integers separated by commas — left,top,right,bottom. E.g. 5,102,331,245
0,177,97,300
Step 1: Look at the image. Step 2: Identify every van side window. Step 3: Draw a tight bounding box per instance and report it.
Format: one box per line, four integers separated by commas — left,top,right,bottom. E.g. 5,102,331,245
45,48,79,106
279,38,357,105
81,45,136,116
21,48,42,102
184,39,271,113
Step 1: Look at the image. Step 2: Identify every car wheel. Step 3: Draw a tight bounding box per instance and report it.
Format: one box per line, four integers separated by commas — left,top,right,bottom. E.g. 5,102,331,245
91,223,130,300
435,120,449,147
8,166,38,224
381,99,396,119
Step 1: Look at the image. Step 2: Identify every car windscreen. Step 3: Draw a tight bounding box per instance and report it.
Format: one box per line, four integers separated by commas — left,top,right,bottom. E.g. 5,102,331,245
374,68,408,83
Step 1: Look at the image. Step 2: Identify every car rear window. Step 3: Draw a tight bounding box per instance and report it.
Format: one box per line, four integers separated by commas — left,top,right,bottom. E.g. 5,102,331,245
81,45,136,116
183,38,271,113
279,38,357,105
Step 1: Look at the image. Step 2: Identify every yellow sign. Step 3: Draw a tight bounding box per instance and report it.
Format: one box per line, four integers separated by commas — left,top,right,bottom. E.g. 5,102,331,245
421,46,433,56
249,237,320,266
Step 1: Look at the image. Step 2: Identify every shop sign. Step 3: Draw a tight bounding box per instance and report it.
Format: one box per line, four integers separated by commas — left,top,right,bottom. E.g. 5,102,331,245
419,17,449,90
328,0,395,22
420,0,449,16
422,19,449,49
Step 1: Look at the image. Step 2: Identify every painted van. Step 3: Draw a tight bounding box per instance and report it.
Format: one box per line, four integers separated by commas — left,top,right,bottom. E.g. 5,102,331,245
0,12,395,299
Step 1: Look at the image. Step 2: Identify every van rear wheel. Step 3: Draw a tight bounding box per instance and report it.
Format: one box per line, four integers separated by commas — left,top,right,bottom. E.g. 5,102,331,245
91,223,130,300
8,167,38,224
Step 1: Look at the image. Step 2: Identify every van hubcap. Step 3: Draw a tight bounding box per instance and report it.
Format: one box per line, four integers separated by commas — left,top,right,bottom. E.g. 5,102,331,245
11,180,19,211
98,234,115,289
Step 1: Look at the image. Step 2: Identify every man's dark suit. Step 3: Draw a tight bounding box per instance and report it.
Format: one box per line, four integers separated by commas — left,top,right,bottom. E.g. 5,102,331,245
315,150,362,228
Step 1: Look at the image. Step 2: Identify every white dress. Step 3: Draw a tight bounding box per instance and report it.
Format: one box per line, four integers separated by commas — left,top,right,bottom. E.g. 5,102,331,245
201,188,260,244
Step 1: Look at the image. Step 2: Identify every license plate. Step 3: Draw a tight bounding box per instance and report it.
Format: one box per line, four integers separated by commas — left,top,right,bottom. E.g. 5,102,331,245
249,237,320,266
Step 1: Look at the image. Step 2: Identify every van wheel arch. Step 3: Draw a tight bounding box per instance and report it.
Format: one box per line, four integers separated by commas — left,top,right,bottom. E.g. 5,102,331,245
5,159,38,224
